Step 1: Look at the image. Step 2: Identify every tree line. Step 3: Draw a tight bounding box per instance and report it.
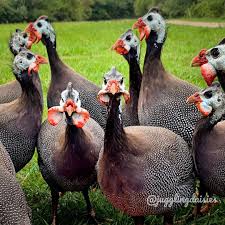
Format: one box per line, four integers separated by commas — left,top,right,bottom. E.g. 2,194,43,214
0,0,224,23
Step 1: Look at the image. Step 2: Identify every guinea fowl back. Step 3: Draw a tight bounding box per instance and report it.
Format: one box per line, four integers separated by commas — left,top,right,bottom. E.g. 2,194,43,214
0,81,21,104
0,142,31,225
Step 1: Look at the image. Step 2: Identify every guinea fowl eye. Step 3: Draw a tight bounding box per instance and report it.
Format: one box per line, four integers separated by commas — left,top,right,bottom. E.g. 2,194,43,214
204,91,213,99
211,48,220,58
37,22,42,28
126,35,131,41
147,15,153,21
104,78,107,85
120,78,123,84
23,33,27,38
27,53,33,60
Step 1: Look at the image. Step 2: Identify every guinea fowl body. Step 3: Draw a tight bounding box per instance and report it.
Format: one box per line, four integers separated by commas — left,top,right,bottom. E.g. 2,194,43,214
38,117,103,192
193,119,225,196
0,72,43,172
0,142,31,225
97,95,194,221
138,34,200,146
0,80,21,104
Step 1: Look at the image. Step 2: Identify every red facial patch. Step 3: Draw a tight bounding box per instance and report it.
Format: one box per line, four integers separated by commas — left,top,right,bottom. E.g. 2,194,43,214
28,55,48,75
123,91,130,104
72,108,90,128
97,90,110,106
191,49,208,67
48,106,64,126
112,39,129,55
25,23,42,47
200,63,217,86
196,102,211,117
133,18,150,41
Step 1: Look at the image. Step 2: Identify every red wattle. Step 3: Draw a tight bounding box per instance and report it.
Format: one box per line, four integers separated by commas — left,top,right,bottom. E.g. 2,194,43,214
200,63,217,86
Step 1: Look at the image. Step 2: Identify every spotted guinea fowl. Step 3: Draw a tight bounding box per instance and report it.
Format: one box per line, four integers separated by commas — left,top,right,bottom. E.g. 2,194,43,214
132,8,200,147
37,82,104,225
191,38,225,91
0,29,30,104
97,67,194,225
112,29,142,126
0,141,31,224
25,16,107,129
0,50,46,171
187,83,225,212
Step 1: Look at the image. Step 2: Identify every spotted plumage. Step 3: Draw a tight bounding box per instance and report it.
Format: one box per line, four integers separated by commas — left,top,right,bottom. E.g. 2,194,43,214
26,16,107,129
97,68,194,225
0,50,45,171
0,141,31,224
37,83,103,224
133,9,200,147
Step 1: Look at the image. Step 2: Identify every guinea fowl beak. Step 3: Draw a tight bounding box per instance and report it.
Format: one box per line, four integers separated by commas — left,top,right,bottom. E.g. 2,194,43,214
191,49,208,67
64,99,76,116
191,55,202,67
112,39,129,55
28,54,48,75
186,93,202,104
132,18,150,41
107,80,120,95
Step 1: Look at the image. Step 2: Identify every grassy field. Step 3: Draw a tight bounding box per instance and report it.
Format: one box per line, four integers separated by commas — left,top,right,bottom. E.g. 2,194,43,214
0,19,225,225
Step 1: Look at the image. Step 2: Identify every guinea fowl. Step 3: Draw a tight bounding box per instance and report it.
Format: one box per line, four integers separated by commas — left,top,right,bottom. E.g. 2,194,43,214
187,83,225,211
0,29,30,104
191,38,225,91
112,29,142,126
37,82,104,225
0,141,31,224
97,67,194,225
132,9,200,147
0,50,47,171
25,16,107,129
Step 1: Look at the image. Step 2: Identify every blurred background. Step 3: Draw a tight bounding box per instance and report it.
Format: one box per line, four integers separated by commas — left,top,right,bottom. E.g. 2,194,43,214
0,0,225,23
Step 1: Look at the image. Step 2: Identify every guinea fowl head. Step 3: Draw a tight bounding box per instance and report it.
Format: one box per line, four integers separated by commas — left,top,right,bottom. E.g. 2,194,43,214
187,82,224,117
97,67,130,106
191,40,225,86
9,29,30,55
48,82,90,128
132,8,166,43
25,16,55,48
13,49,47,80
112,29,140,63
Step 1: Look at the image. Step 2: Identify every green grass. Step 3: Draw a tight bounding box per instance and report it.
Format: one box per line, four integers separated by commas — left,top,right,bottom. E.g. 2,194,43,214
1,19,225,225
177,17,225,23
